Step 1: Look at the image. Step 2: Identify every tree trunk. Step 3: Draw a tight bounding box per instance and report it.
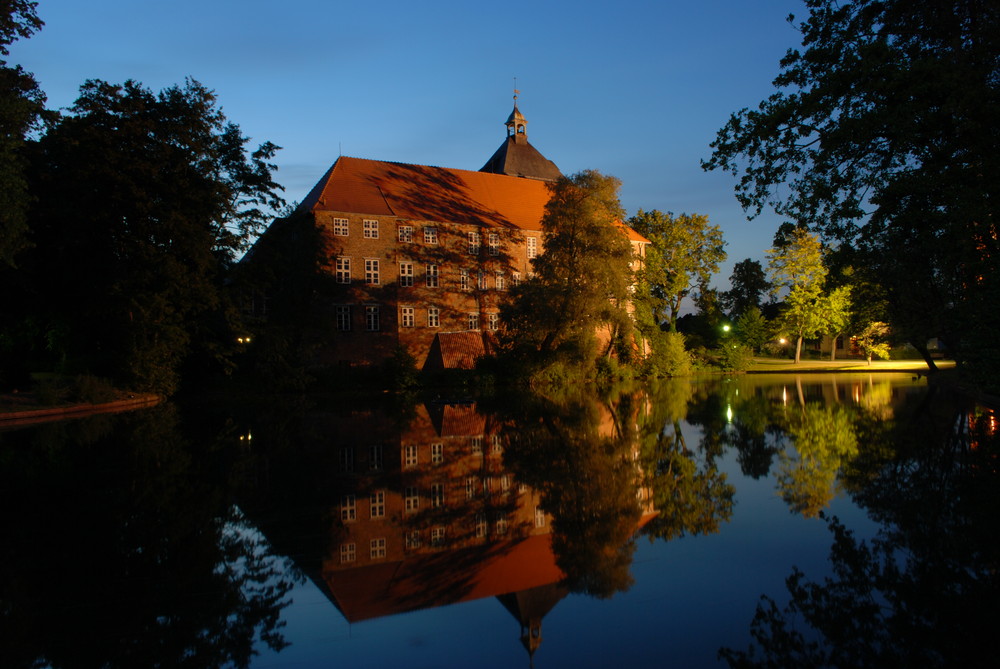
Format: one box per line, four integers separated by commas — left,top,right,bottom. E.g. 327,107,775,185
829,335,837,361
794,335,803,363
911,340,939,374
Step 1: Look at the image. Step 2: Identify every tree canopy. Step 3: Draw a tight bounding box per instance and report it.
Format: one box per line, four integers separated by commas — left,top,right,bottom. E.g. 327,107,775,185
704,0,1000,384
721,259,771,319
16,78,284,393
767,228,828,363
628,210,726,332
0,0,46,267
500,170,633,371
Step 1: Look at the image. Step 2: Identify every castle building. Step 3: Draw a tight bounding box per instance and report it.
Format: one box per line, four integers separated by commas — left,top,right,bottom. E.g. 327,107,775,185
244,101,648,371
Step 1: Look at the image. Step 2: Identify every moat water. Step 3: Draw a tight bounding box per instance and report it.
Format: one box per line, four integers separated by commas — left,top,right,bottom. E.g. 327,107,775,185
1,373,995,668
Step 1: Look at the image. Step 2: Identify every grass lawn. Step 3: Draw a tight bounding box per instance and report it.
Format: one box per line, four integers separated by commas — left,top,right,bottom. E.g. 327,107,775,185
746,357,954,373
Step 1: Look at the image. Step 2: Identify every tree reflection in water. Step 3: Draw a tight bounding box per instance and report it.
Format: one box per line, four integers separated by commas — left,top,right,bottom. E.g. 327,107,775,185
0,404,297,669
637,378,736,540
500,389,646,598
720,388,1000,668
776,404,859,518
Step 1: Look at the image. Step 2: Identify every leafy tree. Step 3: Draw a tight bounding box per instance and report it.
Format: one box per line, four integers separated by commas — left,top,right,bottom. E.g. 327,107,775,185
703,0,1000,382
820,285,852,361
767,228,827,363
734,306,770,353
501,170,632,371
628,209,726,332
0,0,46,267
20,79,284,394
856,321,891,365
721,259,771,319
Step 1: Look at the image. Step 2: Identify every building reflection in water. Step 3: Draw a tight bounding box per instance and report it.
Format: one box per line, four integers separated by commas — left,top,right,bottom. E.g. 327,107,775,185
262,398,657,660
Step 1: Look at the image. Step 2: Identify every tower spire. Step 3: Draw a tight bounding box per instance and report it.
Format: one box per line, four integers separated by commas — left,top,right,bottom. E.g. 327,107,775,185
506,81,527,140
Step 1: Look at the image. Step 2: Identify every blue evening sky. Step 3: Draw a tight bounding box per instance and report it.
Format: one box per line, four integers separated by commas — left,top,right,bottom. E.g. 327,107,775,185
12,0,806,289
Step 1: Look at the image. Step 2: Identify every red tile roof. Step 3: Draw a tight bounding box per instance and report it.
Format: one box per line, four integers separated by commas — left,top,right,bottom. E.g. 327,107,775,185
302,156,551,232
299,156,650,243
436,330,487,370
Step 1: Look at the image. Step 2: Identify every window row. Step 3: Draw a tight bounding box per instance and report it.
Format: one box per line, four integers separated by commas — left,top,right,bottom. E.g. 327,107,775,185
330,218,539,259
338,510,529,563
337,538,389,563
334,305,499,332
335,258,520,289
340,475,521,523
403,443,444,468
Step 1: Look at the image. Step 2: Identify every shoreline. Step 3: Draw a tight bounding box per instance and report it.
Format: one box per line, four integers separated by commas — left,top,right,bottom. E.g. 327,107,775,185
0,393,162,429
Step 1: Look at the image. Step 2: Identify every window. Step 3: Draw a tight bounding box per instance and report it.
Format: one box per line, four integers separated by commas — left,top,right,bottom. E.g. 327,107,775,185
365,259,380,285
488,232,499,256
404,444,417,468
424,226,438,244
333,217,349,236
370,490,385,518
431,527,445,547
340,446,354,473
406,530,421,549
460,269,470,291
468,312,479,330
491,434,503,453
369,444,383,471
365,305,380,331
495,271,505,291
501,475,511,492
488,313,499,331
468,231,481,255
404,486,419,513
363,219,378,239
427,306,440,328
496,516,508,535
466,476,476,500
425,264,439,288
399,262,413,287
401,306,414,328
341,494,356,522
340,543,356,563
335,257,351,284
370,538,386,559
476,513,487,538
513,271,521,286
431,483,444,508
535,506,546,528
526,236,537,259
431,443,443,464
477,270,487,290
471,436,483,455
336,305,351,332
398,225,413,243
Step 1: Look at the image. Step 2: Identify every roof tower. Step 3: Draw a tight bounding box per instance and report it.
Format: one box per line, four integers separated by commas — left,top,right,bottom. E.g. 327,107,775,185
480,91,561,181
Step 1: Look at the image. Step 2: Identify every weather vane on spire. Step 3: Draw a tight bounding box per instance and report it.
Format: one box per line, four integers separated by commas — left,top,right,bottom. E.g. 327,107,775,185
513,76,519,103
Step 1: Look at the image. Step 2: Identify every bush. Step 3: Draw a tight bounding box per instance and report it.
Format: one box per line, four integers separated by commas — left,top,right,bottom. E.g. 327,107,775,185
644,330,693,377
717,344,755,372
595,355,635,386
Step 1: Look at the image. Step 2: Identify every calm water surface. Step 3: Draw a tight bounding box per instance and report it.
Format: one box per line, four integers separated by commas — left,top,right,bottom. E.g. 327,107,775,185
1,373,996,668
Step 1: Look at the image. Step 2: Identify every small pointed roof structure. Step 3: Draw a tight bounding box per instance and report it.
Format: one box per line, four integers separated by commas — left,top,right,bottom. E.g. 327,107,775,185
497,582,570,664
480,93,561,181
